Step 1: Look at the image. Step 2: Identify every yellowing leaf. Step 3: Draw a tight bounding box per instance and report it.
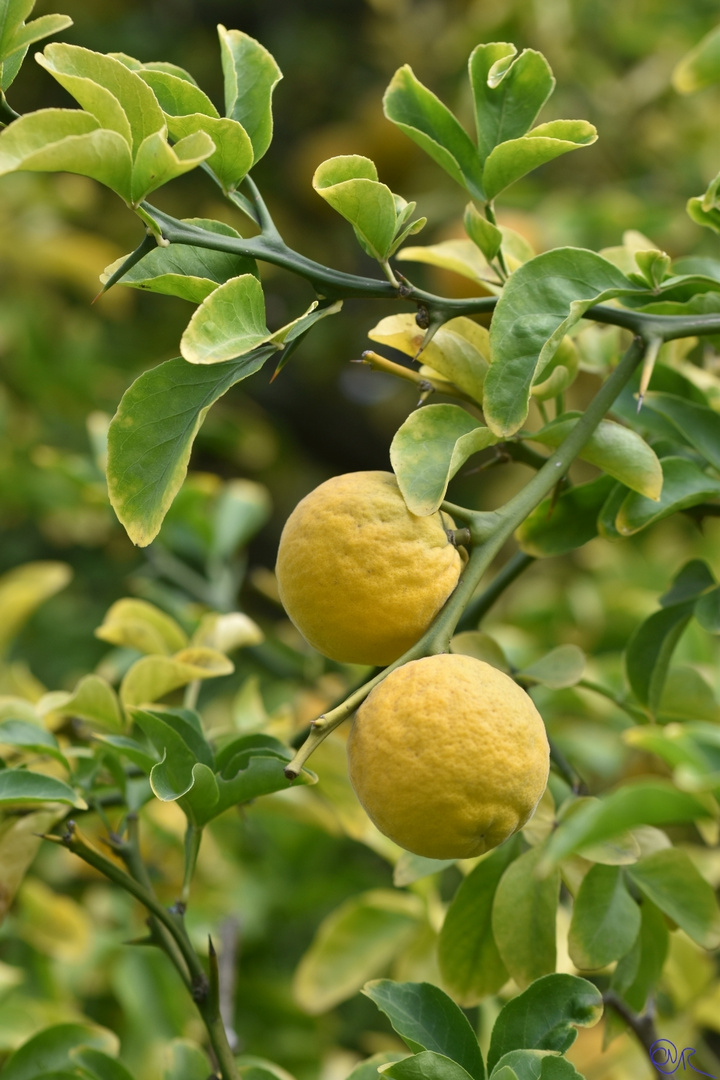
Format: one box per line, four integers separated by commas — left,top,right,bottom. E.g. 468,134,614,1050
36,674,123,732
0,561,72,657
120,648,234,707
95,598,188,655
191,612,263,652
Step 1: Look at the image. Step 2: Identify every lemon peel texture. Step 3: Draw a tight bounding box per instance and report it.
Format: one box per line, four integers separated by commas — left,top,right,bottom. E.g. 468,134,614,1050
275,471,463,665
347,654,550,859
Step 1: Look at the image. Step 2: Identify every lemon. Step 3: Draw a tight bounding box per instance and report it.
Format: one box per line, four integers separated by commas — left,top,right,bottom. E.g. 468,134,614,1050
347,654,550,859
275,471,463,665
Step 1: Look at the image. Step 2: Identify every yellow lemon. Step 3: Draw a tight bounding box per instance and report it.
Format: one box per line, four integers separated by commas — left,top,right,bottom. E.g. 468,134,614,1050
275,471,463,665
347,654,550,859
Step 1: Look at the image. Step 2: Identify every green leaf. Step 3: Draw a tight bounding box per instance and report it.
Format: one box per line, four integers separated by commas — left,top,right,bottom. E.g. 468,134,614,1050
449,631,510,672
611,899,668,1012
490,1051,583,1080
468,44,555,163
292,893,422,1014
482,121,597,201
624,600,695,714
0,1022,117,1080
695,585,720,633
485,249,645,437
486,974,602,1075
382,1052,475,1080
0,719,67,766
383,65,484,199
393,852,455,887
180,274,272,364
71,1046,135,1080
0,807,66,925
0,559,71,656
37,674,123,732
660,559,716,606
567,865,641,970
528,414,662,499
129,128,215,205
136,67,218,117
0,10,73,91
363,980,486,1080
396,239,499,290
516,645,585,689
164,113,253,192
218,26,282,164
673,24,720,93
347,1052,409,1080
313,156,398,262
214,746,315,817
107,348,274,546
530,338,579,401
0,108,132,200
516,475,616,558
93,734,157,775
0,768,85,808
437,835,520,1005
36,42,165,147
390,404,498,515
130,706,214,768
162,1039,214,1080
614,456,720,536
642,392,720,473
492,844,559,988
626,848,720,949
539,781,715,870
464,202,502,262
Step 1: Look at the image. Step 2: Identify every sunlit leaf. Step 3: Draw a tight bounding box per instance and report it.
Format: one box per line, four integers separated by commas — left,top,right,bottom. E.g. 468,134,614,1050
164,112,253,192
95,598,188,655
36,674,123,732
396,239,499,291
469,43,555,162
218,26,282,164
482,121,597,201
391,404,498,515
313,156,398,262
180,274,271,364
0,9,73,91
120,649,233,707
129,127,214,205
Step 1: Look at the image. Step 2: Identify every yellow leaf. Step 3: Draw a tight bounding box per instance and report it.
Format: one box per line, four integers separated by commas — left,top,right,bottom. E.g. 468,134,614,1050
95,597,188,655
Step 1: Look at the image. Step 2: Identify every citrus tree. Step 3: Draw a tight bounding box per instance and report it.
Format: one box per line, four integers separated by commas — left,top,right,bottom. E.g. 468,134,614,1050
1,3,720,1079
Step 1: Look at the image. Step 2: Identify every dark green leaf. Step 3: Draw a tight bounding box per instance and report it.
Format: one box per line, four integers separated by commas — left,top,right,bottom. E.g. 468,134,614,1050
345,1052,409,1080
130,707,213,768
611,899,668,1012
102,219,258,303
516,476,616,557
660,560,716,606
491,845,559,987
485,250,645,436
71,1046,135,1080
642,392,720,472
695,585,720,633
0,768,85,808
215,751,315,818
363,980,485,1080
625,600,695,713
438,835,520,1005
490,1051,583,1080
468,44,554,162
0,1022,117,1080
383,1052,475,1080
614,457,720,536
626,848,720,949
486,974,602,1075
107,348,274,546
383,65,484,199
567,865,641,970
92,734,157,774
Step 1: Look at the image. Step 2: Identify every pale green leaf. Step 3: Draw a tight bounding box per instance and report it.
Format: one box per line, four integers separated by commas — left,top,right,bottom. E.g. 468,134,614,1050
464,202,502,261
627,848,720,949
130,127,214,205
218,26,282,163
390,404,498,515
36,674,123,732
528,414,662,498
516,645,586,689
107,349,275,546
530,338,579,401
0,12,72,90
0,769,86,808
0,808,65,925
482,120,597,201
313,155,397,262
293,892,422,1014
165,113,253,191
449,631,510,672
396,238,499,290
180,273,270,364
0,108,132,200
673,24,720,93
37,43,165,148
0,720,66,766
136,68,218,118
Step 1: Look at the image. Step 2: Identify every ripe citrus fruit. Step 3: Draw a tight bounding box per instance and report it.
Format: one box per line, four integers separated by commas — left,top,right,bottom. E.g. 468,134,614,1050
275,471,464,665
347,654,550,859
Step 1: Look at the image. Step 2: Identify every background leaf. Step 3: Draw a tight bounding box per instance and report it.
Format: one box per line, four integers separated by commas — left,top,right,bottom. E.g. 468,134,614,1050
567,864,641,970
0,769,85,808
625,848,720,948
491,845,558,987
516,476,616,558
